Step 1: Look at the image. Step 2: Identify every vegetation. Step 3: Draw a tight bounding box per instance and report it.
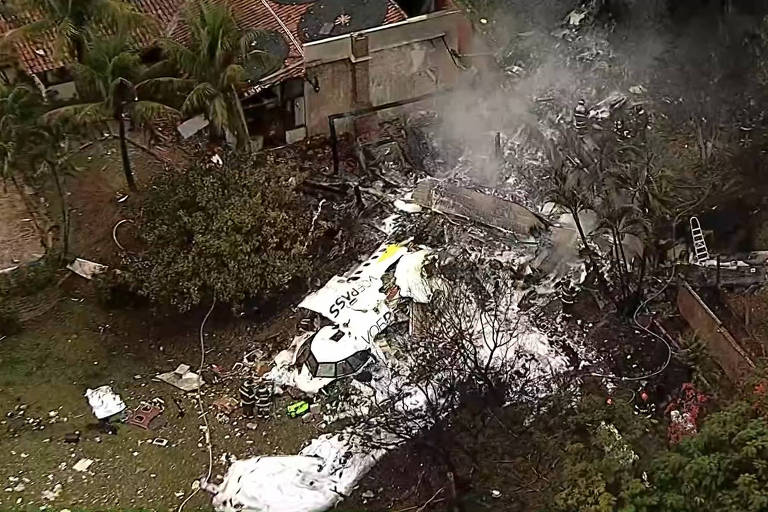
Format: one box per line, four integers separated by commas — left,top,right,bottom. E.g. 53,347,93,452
0,82,46,183
121,152,310,311
2,0,149,62
160,0,280,150
45,36,179,191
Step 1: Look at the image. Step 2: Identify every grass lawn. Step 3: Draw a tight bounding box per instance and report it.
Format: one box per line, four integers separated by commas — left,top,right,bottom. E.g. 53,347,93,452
0,284,316,511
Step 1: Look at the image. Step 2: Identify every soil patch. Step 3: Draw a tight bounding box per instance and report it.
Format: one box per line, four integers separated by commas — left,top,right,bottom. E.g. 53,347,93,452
0,184,44,270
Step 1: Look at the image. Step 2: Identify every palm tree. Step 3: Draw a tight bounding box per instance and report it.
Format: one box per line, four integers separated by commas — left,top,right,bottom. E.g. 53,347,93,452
0,82,45,185
0,84,75,257
160,0,279,151
45,36,179,191
2,0,150,63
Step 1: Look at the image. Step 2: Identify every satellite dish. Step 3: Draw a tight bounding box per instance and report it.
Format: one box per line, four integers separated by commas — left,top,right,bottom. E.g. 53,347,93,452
298,0,389,43
244,30,290,80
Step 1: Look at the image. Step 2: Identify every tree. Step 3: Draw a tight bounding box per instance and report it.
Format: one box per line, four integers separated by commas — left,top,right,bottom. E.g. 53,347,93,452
45,36,179,191
622,401,768,512
159,0,280,150
2,0,149,62
360,258,553,511
545,130,599,255
121,151,311,311
0,82,45,185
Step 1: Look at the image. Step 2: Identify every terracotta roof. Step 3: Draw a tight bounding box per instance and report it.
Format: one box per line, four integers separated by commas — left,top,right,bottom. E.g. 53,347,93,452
2,0,407,76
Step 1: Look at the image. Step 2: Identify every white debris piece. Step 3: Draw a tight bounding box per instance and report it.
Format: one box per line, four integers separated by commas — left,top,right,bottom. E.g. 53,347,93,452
211,433,387,512
566,9,588,26
394,250,433,303
378,214,400,235
84,386,126,420
67,258,108,280
41,483,62,501
72,458,94,472
156,363,204,392
177,114,210,139
393,199,422,213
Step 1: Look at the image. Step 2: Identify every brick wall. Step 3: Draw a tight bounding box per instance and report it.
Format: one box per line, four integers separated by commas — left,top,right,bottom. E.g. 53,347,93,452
677,281,756,383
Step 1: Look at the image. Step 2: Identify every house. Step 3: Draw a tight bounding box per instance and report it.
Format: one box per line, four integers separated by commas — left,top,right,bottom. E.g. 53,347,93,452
0,0,474,147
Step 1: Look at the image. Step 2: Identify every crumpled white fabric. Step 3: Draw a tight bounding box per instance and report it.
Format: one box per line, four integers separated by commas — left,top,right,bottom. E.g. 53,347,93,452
84,386,126,419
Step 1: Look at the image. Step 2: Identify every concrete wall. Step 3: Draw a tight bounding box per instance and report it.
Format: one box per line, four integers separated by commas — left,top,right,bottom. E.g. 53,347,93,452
677,281,756,383
303,10,469,135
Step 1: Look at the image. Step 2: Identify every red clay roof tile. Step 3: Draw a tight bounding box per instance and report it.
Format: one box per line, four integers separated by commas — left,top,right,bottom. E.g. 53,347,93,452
2,0,407,76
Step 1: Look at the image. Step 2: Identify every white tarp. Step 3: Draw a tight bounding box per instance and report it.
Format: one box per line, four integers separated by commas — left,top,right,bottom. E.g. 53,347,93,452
84,386,126,419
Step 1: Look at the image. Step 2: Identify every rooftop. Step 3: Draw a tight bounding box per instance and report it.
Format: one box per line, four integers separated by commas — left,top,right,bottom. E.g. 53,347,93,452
1,0,407,77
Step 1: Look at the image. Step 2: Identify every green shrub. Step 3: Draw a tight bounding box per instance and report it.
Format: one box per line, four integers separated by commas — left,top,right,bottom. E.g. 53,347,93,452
123,152,311,311
0,257,56,298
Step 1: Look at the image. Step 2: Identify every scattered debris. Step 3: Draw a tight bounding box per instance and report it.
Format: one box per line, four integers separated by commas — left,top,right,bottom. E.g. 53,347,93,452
213,396,239,415
72,458,94,472
63,431,81,443
84,386,126,420
125,404,163,430
156,363,204,392
41,483,62,501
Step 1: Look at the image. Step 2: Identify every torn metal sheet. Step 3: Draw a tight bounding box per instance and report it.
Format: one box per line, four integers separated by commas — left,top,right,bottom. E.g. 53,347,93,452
210,432,387,512
411,179,545,239
299,242,406,327
67,258,108,280
394,250,433,303
84,386,126,420
177,114,209,139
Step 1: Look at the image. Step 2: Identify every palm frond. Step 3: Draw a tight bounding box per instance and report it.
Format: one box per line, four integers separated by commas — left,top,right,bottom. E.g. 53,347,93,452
130,100,180,128
181,81,218,115
136,76,196,103
221,63,245,88
44,102,110,126
207,94,229,136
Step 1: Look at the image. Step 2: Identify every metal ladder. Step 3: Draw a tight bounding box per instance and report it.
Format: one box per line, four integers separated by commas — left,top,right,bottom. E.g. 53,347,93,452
690,216,710,264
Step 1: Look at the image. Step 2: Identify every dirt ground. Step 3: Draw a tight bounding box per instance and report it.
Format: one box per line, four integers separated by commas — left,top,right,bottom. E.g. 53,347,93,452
0,279,318,511
58,137,191,267
0,184,44,270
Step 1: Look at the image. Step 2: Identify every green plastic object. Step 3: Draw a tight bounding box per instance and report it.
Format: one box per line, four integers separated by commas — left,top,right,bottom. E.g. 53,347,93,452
287,401,309,418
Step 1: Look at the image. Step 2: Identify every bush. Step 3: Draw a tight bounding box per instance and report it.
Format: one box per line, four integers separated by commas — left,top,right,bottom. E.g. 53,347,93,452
123,152,311,311
0,257,57,298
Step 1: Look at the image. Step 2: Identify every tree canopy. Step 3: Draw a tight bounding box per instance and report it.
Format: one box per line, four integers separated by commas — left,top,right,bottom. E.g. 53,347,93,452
121,152,311,311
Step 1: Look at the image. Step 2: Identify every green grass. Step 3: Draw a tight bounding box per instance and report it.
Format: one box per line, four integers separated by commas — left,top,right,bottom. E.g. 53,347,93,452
0,295,318,511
